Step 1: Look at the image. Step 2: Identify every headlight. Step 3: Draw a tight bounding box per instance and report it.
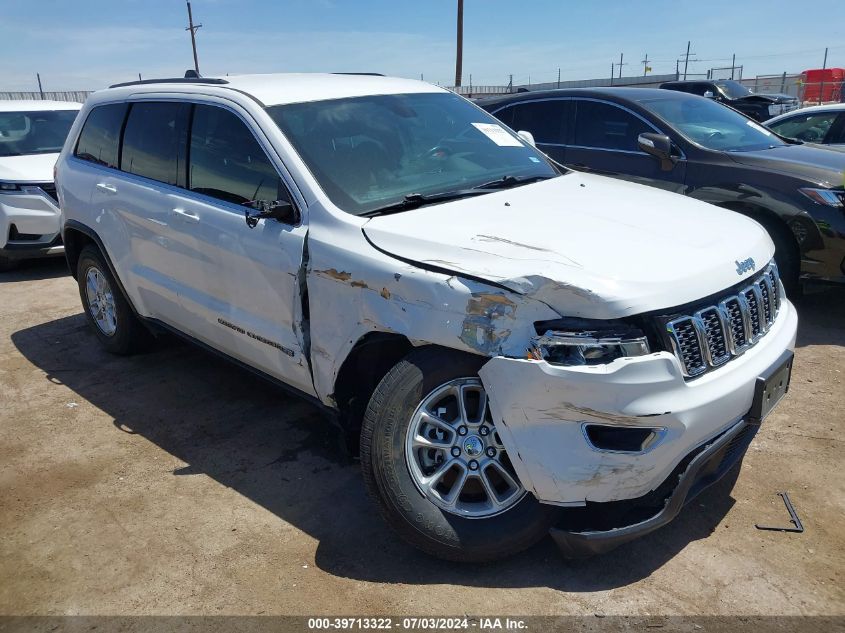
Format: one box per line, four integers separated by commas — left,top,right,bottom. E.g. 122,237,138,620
0,182,21,192
799,188,844,208
530,319,650,366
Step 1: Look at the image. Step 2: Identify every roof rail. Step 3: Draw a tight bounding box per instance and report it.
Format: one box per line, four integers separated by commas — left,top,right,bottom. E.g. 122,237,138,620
108,77,230,89
332,72,385,77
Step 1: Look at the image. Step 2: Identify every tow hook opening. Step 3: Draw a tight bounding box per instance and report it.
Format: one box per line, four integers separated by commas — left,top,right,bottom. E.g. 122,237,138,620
583,424,665,453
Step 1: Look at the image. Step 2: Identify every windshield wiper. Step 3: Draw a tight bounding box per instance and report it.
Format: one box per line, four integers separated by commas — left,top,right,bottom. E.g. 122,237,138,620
473,174,556,190
358,190,489,217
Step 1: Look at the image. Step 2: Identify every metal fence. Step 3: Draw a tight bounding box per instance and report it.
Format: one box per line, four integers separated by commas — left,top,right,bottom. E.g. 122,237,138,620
0,90,93,103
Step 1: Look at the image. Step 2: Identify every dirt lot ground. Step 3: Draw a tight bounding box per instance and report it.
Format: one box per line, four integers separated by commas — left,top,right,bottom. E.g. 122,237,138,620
1,258,843,618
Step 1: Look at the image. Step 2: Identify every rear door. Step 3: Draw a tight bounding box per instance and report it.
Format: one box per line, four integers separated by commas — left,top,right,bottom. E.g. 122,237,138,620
112,100,193,323
492,99,570,164
566,98,686,192
163,101,313,394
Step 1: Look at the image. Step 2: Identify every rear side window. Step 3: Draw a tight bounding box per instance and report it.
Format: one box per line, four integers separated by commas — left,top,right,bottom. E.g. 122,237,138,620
508,100,567,144
121,102,190,186
188,104,285,205
573,101,651,152
74,103,127,169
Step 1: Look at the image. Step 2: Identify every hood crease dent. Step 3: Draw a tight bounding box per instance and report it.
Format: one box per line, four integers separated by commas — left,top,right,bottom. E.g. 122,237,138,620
362,174,775,319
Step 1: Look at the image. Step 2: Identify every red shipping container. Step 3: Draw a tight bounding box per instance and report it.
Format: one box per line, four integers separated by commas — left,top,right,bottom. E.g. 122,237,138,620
801,68,844,103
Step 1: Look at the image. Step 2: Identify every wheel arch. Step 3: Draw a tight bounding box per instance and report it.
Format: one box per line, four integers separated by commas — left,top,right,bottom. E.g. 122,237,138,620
714,200,802,283
63,220,138,312
331,332,414,453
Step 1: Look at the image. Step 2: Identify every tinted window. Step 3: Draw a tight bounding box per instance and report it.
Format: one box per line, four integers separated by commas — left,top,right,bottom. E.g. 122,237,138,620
74,104,127,168
121,102,189,186
189,105,285,205
573,101,650,151
768,111,838,143
508,101,567,144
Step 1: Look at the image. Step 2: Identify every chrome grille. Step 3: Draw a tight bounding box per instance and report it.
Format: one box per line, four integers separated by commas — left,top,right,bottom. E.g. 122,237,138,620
665,262,783,378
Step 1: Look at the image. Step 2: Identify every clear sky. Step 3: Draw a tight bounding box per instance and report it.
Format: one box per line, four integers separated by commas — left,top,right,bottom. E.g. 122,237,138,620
2,0,844,91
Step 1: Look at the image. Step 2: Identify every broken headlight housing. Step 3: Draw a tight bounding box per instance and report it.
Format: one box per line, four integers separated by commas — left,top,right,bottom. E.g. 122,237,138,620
530,318,650,366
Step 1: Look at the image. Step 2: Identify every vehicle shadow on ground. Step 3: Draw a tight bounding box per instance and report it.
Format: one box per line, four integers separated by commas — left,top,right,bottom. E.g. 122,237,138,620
793,287,845,348
0,257,69,283
11,313,744,592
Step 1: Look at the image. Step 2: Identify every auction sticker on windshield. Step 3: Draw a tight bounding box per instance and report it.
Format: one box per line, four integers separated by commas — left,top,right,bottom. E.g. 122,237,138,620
472,122,524,146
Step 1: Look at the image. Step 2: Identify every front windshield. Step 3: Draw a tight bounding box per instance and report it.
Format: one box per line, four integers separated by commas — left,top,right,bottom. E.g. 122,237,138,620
0,110,78,157
638,96,786,152
715,80,752,99
266,92,557,215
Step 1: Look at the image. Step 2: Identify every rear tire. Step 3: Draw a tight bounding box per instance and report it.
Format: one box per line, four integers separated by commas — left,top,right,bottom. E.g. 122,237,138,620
77,245,151,354
360,347,557,562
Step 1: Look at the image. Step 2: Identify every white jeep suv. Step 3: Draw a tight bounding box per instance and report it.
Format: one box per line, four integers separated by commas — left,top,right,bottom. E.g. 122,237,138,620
0,100,81,270
55,73,797,561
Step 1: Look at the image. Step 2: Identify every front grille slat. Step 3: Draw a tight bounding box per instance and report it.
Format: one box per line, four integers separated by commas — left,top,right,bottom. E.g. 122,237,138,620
664,262,782,379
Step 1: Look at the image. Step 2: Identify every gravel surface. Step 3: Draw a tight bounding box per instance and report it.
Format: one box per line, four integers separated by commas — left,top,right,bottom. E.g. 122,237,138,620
1,259,843,617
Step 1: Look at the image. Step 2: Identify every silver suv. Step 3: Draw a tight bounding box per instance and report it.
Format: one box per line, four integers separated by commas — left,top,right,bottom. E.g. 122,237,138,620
55,73,797,561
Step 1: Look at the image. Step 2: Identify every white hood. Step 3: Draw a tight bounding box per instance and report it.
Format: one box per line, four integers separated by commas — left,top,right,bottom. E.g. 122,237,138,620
363,173,774,319
0,153,60,183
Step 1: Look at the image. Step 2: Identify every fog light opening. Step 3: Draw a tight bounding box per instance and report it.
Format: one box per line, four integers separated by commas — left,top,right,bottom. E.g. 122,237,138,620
583,424,666,454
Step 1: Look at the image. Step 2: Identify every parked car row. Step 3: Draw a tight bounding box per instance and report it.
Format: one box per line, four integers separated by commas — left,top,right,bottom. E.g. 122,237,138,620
0,72,839,563
480,87,845,290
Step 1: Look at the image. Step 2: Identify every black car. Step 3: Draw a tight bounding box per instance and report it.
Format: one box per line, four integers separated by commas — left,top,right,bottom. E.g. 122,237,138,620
660,80,798,122
479,88,845,290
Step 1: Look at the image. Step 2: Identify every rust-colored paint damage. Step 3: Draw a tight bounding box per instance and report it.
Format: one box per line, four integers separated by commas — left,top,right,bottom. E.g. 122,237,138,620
316,268,352,282
459,292,517,355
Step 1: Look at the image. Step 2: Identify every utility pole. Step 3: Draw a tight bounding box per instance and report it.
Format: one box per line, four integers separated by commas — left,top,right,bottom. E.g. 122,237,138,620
618,52,625,79
557,67,561,89
36,73,44,99
819,47,828,105
610,63,614,86
730,53,736,80
454,0,463,87
185,1,202,75
508,74,513,93
681,41,695,80
641,53,649,76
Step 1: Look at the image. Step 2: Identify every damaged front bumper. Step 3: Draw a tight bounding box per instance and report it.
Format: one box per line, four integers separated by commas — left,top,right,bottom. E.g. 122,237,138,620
479,299,797,556
550,414,757,557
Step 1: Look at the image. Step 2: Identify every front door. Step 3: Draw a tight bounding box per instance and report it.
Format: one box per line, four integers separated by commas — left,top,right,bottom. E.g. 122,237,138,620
165,102,314,395
566,99,686,193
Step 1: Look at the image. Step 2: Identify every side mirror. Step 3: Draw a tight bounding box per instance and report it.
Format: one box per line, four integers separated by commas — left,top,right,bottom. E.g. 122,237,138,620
517,130,536,147
244,199,300,228
638,133,677,171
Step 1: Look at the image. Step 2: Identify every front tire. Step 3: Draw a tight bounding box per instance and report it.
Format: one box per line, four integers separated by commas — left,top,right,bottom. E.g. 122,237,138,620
360,347,557,562
77,245,151,354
